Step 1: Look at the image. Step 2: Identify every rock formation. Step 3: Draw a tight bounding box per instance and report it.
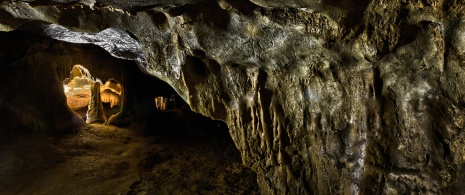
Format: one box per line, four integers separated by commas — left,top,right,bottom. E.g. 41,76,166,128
64,64,92,111
1,0,465,194
86,81,106,124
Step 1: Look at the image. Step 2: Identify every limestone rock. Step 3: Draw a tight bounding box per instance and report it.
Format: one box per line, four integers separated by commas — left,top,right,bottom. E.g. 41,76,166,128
86,81,106,124
1,0,465,194
64,64,93,111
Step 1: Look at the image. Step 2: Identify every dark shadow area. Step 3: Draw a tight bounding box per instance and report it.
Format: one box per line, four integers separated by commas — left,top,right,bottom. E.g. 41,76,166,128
168,0,231,29
146,10,170,31
225,0,259,15
323,0,371,29
0,24,258,194
0,31,84,136
395,8,421,48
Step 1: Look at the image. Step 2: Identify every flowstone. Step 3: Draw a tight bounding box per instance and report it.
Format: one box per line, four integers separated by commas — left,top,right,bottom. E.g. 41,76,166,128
1,0,465,194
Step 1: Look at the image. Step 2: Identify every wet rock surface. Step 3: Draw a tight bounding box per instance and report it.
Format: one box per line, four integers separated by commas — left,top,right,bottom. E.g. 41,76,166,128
1,0,465,194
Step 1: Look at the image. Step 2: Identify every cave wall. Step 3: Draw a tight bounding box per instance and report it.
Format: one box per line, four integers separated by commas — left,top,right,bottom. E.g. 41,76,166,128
0,30,139,134
0,29,184,132
0,31,84,135
1,0,465,194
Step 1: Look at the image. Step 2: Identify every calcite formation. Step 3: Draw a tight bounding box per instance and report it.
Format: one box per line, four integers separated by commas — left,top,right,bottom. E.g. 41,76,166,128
1,0,465,194
86,81,106,124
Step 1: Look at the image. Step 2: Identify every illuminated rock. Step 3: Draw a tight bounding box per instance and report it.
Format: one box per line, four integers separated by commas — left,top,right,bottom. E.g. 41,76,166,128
64,65,93,111
1,0,465,194
100,78,122,108
86,82,106,124
101,78,122,95
101,89,119,108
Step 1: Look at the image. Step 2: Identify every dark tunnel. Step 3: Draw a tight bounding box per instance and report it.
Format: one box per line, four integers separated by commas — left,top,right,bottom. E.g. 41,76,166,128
0,24,224,136
0,24,259,194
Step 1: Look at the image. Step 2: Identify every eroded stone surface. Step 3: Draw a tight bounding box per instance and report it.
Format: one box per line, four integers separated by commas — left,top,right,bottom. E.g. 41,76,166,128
86,81,105,124
1,0,465,194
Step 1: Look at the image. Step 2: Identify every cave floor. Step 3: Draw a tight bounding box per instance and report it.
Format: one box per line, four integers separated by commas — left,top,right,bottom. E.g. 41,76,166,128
0,124,259,194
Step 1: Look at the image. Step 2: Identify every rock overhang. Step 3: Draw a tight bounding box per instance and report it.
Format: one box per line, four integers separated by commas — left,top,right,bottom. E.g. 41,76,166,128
1,0,465,194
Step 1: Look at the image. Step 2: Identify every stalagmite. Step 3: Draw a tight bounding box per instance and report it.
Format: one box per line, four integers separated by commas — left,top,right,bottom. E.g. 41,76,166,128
1,0,465,194
86,81,106,124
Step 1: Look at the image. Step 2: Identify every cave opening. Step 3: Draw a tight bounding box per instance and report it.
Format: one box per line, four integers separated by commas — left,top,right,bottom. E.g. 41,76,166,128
63,64,124,122
63,64,92,120
0,23,259,194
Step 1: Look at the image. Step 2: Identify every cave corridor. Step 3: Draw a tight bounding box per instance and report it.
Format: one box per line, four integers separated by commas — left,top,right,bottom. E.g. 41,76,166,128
0,24,259,194
3,0,465,194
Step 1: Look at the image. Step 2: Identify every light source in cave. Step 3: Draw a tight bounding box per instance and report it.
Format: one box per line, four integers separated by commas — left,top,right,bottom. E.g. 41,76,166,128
63,64,123,122
154,94,177,111
100,78,122,118
63,64,93,119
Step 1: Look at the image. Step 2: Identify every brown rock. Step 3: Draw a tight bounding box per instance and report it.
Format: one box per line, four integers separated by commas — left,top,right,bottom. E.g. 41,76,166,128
1,0,465,194
86,81,106,124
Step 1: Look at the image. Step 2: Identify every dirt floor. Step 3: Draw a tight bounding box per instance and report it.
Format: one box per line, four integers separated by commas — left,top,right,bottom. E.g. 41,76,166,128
0,122,259,194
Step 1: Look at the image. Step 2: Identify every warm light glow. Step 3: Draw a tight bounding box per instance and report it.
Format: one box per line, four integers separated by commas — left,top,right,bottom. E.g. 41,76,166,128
101,79,122,95
101,89,119,107
155,95,177,111
64,65,93,111
155,96,166,110
64,85,91,110
63,66,123,120
100,79,122,108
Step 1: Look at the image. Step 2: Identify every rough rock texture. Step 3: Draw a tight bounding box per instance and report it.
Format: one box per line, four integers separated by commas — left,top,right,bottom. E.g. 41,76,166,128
0,29,142,134
0,32,85,135
1,0,465,194
86,81,106,124
64,64,92,111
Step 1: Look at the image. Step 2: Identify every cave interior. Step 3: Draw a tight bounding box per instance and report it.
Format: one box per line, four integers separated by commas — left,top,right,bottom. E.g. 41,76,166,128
0,23,259,194
2,0,465,194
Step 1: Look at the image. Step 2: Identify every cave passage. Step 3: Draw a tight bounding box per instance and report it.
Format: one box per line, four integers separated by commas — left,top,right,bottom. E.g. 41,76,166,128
63,64,92,120
0,23,259,194
63,64,124,122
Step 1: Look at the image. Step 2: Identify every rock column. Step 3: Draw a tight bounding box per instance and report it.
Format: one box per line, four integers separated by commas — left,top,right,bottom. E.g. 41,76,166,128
86,82,106,124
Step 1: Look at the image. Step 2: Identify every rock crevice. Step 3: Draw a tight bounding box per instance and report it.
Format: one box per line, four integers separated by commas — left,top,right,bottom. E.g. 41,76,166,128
1,0,465,194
